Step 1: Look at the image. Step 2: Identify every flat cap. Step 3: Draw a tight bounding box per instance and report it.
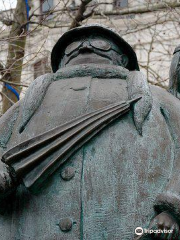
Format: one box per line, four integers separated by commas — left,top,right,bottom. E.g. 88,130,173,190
51,24,140,72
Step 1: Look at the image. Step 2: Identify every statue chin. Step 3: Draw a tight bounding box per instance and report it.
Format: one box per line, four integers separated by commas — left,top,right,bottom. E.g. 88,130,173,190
66,53,112,66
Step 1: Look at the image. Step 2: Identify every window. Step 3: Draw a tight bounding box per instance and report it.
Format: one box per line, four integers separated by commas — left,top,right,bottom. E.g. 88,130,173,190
115,0,128,8
34,58,51,79
40,0,53,20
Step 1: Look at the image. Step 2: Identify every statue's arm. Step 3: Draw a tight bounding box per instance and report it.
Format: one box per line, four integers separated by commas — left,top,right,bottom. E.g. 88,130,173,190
154,149,180,224
153,98,180,225
148,45,180,228
0,74,53,199
0,100,21,200
152,155,180,238
158,45,180,216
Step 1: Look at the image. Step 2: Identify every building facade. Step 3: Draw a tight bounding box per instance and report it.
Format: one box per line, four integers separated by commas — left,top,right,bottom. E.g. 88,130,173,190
0,0,179,100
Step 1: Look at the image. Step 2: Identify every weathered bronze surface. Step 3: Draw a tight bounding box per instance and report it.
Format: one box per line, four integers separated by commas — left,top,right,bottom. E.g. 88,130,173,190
0,24,179,240
3,98,138,192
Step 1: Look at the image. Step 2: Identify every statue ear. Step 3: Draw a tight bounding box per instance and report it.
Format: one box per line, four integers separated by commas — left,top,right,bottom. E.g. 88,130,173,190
121,54,129,67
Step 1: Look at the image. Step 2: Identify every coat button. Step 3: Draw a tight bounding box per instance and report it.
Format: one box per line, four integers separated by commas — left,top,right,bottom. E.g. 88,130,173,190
60,166,75,181
59,218,73,232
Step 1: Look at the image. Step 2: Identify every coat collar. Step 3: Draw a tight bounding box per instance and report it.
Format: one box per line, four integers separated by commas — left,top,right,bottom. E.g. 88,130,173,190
19,64,129,133
54,64,129,81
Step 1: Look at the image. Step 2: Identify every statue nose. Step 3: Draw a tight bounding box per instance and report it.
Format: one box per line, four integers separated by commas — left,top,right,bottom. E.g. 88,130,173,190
79,41,93,52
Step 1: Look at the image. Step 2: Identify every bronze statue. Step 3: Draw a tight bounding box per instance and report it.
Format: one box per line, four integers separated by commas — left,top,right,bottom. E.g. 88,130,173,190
0,24,179,240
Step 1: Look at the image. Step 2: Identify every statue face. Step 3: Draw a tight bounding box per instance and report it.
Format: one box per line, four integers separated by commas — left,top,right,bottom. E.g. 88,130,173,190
59,35,129,68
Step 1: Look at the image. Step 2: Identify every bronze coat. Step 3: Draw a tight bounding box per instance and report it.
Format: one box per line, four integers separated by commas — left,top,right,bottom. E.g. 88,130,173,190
0,65,179,240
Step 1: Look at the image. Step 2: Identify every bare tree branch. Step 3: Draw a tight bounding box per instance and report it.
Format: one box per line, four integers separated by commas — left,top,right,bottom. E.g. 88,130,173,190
0,16,14,26
69,0,93,29
94,1,180,17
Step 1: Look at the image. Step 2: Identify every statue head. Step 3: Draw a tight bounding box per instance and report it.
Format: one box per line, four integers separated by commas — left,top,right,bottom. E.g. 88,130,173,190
51,24,139,72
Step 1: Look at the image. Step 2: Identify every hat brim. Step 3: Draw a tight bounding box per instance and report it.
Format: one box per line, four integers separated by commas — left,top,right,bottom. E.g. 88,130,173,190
51,25,140,72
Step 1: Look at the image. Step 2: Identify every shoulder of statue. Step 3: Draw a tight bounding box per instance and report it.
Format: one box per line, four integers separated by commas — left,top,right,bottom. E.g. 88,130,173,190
0,100,21,149
18,73,54,133
27,73,54,94
0,73,54,156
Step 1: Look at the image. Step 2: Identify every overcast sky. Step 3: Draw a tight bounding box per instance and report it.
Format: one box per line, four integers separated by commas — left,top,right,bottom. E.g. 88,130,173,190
0,0,17,11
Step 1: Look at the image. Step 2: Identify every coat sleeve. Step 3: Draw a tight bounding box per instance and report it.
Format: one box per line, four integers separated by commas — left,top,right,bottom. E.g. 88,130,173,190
0,100,21,200
0,73,54,199
153,89,180,223
154,149,180,223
